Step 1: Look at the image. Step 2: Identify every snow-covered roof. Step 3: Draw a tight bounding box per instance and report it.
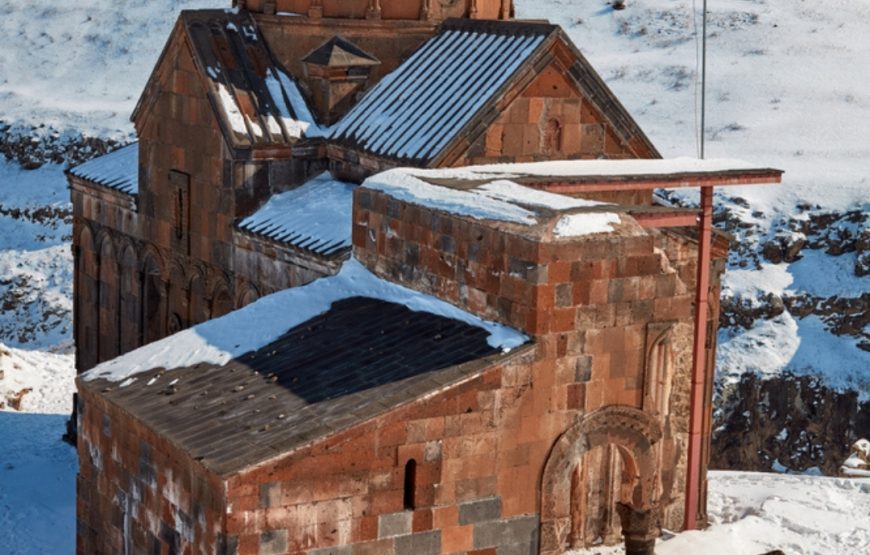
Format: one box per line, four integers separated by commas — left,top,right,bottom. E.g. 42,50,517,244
135,10,323,147
406,157,780,181
328,20,553,162
68,143,138,196
363,168,624,237
78,258,529,473
83,258,527,384
236,172,354,256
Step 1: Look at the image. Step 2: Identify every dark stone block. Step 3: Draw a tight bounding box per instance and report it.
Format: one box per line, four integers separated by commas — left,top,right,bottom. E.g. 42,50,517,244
575,356,592,382
394,530,440,555
260,529,288,555
555,283,573,308
459,497,502,525
473,515,539,550
259,482,279,508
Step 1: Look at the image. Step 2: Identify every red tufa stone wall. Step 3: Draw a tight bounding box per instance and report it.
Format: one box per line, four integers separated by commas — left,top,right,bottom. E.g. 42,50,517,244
203,190,709,555
76,185,722,554
77,385,227,555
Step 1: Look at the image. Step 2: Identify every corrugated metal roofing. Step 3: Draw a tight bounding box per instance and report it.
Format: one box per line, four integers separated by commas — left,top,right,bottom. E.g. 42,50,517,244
236,172,355,256
68,143,139,196
182,10,323,148
327,20,552,163
83,297,516,475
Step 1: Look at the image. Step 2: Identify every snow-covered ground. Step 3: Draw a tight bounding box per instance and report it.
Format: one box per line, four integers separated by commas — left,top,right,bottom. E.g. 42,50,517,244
568,471,870,555
0,0,216,139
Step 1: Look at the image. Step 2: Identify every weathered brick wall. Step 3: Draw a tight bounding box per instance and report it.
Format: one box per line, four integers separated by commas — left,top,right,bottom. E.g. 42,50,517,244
204,189,705,554
232,232,344,297
77,385,227,555
352,188,702,543
135,26,229,270
224,353,544,555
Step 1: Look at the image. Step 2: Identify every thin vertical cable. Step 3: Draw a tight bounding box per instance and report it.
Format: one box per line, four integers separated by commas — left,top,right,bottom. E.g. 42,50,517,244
700,0,708,159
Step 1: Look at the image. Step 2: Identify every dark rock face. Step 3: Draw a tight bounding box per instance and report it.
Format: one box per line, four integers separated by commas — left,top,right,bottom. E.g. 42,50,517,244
712,373,870,475
0,123,126,168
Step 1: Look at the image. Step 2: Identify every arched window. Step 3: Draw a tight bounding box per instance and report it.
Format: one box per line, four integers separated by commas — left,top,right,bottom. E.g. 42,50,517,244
643,324,675,417
403,459,417,510
544,118,563,154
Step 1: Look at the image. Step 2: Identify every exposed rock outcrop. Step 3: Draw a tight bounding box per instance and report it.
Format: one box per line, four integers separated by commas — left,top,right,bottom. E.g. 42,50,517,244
713,373,870,475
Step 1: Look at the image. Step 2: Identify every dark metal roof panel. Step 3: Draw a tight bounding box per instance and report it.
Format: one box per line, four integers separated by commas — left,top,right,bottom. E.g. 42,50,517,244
327,20,552,163
182,10,321,148
84,297,520,475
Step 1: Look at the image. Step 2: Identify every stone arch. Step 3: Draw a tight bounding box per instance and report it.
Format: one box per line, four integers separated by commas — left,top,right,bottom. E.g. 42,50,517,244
140,251,167,345
188,270,209,326
539,406,662,555
643,323,676,417
76,225,99,371
210,279,233,319
167,261,189,335
119,244,141,354
97,235,120,362
236,283,260,309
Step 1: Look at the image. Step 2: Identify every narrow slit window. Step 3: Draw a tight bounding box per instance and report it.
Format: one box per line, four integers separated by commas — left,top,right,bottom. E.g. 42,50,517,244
403,459,416,510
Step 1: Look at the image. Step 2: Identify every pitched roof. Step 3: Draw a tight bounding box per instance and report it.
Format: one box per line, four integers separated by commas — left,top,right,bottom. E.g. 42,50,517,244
302,36,380,67
236,172,355,256
68,143,139,196
81,296,520,475
133,10,323,149
327,19,555,164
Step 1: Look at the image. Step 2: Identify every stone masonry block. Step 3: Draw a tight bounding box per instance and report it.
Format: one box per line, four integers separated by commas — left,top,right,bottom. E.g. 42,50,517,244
309,546,353,555
459,497,503,525
473,515,539,550
260,530,288,555
259,483,280,509
394,530,441,555
351,538,395,555
378,512,412,538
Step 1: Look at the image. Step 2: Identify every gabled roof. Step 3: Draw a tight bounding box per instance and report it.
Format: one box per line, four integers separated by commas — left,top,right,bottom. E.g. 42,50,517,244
236,172,355,257
68,143,139,196
80,259,528,475
302,36,380,67
133,10,322,150
327,19,555,164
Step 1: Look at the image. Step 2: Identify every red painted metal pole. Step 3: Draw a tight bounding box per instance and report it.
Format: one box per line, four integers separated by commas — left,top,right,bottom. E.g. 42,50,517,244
684,185,713,530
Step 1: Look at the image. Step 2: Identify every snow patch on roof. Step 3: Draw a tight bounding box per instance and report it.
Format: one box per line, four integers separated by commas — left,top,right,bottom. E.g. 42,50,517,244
265,68,324,139
477,180,604,210
68,143,139,195
217,84,247,135
554,212,621,237
363,168,622,231
82,258,529,383
363,170,538,224
428,157,772,179
237,172,355,256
